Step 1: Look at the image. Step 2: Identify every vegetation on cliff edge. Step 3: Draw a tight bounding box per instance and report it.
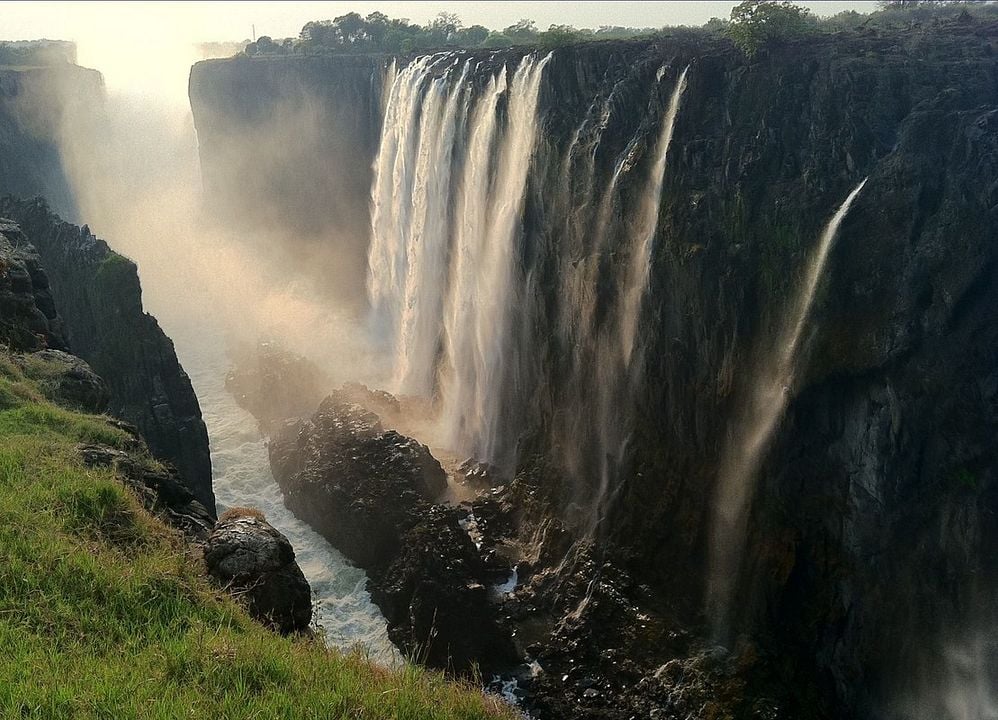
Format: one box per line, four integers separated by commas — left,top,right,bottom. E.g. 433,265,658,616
0,351,514,720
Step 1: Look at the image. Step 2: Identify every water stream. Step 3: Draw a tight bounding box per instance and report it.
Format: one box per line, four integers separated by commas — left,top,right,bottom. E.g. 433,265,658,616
173,329,397,662
707,178,869,640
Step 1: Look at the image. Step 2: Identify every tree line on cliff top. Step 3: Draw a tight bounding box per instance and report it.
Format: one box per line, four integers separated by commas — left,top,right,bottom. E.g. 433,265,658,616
241,1,998,58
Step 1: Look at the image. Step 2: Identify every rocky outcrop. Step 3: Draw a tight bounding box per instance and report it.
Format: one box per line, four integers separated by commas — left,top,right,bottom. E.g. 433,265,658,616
15,349,109,412
0,198,215,515
270,389,517,671
0,219,66,351
225,340,327,432
204,510,312,635
370,503,518,671
270,389,446,569
79,441,215,543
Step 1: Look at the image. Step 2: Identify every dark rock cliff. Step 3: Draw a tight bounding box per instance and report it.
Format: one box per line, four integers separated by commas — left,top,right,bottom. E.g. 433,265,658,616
0,198,215,514
0,218,66,351
0,64,102,221
192,20,998,719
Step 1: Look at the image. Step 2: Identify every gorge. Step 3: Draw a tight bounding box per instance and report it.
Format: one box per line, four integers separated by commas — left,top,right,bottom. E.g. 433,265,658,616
190,22,998,719
2,5,997,720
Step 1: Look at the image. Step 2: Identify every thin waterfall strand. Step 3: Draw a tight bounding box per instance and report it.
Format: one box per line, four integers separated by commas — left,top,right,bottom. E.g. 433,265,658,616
707,178,869,641
619,65,689,366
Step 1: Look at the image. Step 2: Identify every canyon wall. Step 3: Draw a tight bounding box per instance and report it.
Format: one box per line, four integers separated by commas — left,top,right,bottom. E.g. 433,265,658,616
0,63,102,221
189,55,384,305
0,197,215,513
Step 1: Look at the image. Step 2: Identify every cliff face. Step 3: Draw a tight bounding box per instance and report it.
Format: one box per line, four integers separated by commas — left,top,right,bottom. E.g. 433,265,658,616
191,22,998,718
0,198,215,514
0,218,66,351
0,64,102,221
189,55,384,304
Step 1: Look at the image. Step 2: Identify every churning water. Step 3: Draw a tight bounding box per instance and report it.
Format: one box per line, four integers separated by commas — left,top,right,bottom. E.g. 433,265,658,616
172,328,397,663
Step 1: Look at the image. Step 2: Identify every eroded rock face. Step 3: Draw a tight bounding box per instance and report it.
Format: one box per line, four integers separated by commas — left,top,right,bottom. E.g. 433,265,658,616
0,220,66,351
204,511,312,635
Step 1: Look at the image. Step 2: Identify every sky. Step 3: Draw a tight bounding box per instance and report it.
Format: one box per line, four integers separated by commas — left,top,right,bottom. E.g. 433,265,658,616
2,1,881,44
0,1,879,96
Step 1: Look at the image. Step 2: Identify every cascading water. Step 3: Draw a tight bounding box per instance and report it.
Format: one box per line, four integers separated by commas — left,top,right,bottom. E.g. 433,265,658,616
365,52,551,464
707,178,869,640
551,65,690,533
440,53,551,461
618,65,689,366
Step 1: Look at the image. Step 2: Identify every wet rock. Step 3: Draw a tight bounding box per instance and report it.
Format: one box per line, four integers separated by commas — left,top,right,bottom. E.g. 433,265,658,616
269,389,517,672
204,510,312,635
269,388,446,570
338,381,402,420
370,504,519,673
225,340,328,432
457,458,502,489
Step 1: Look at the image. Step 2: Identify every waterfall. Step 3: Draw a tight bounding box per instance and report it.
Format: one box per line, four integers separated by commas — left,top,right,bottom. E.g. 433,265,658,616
618,64,689,366
365,52,551,463
395,61,469,396
549,65,690,532
707,177,869,640
440,53,551,460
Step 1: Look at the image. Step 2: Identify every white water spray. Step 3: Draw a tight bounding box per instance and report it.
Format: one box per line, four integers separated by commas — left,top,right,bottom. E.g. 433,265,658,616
707,178,868,639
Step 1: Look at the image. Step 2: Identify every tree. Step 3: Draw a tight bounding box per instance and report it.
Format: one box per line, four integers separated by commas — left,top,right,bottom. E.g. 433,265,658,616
504,19,538,43
456,24,489,46
483,31,514,48
704,17,730,33
540,24,583,48
727,0,816,56
366,12,390,45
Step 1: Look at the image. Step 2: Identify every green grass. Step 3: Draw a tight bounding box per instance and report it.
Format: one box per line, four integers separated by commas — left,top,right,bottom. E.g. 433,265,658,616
0,352,514,720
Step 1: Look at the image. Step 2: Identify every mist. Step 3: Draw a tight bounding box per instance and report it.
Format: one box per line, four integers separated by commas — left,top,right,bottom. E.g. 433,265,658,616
56,35,386,392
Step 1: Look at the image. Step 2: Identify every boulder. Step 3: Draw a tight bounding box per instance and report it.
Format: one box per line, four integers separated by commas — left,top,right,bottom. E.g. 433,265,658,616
17,349,110,412
225,340,328,432
204,510,312,634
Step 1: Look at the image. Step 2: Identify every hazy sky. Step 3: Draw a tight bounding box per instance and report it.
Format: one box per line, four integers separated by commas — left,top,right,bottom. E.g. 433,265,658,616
2,1,880,43
0,1,879,97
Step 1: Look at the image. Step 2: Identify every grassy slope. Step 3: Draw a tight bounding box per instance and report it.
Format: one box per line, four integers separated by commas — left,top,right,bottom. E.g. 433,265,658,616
0,353,514,720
